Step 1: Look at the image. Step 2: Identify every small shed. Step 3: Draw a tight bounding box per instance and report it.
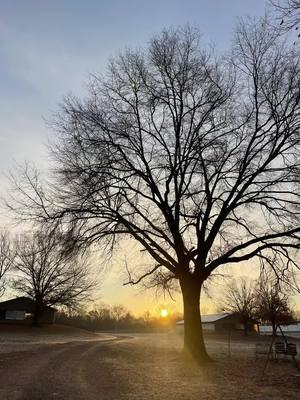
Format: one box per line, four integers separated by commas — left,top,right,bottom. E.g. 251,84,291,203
176,313,257,333
0,297,56,324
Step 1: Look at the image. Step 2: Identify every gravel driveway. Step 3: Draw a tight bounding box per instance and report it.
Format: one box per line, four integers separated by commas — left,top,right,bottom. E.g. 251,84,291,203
0,330,300,400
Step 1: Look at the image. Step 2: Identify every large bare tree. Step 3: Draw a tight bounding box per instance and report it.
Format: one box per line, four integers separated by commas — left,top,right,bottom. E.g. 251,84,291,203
7,20,300,361
12,231,95,325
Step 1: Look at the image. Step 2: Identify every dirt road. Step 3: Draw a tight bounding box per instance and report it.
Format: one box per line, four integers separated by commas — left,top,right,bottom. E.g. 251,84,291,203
0,338,128,400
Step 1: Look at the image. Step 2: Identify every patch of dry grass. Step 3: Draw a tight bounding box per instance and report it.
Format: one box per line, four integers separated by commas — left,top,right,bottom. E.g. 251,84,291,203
103,333,300,400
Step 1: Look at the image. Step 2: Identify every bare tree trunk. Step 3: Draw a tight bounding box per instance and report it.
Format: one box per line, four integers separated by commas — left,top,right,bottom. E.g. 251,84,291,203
33,299,42,327
180,278,211,363
271,321,277,337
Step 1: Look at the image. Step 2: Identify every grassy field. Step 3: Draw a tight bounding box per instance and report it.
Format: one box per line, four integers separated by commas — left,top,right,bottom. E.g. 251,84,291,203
108,332,300,400
0,326,299,399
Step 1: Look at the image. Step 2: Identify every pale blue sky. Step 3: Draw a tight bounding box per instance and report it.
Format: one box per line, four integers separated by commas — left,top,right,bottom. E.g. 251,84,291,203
0,0,274,314
0,0,268,173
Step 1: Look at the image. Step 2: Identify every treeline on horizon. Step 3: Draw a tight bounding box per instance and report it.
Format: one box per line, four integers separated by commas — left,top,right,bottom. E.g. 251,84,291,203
56,304,183,332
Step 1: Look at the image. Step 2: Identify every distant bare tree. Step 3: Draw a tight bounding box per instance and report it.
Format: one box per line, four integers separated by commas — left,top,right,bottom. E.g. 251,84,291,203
0,231,15,297
255,272,294,335
221,278,257,335
111,304,127,321
111,304,128,330
12,231,95,325
7,21,300,361
88,302,111,320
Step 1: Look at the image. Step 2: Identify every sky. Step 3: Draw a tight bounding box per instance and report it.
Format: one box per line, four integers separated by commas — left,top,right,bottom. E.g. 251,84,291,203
0,0,283,316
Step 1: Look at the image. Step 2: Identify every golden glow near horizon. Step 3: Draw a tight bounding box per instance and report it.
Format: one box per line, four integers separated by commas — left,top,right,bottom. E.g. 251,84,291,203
160,308,169,318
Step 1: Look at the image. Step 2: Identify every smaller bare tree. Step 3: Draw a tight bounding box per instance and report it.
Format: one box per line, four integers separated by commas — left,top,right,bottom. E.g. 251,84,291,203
0,231,15,297
111,304,128,330
221,278,257,335
12,231,96,325
255,273,294,335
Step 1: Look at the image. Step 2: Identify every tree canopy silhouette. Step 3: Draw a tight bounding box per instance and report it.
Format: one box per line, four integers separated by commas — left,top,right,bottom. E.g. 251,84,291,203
7,20,300,361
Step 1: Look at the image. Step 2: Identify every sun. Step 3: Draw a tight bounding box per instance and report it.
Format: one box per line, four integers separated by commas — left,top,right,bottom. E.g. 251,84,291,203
160,308,169,318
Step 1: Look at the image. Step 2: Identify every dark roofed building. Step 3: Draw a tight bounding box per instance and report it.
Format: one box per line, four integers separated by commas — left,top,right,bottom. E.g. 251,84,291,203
176,313,258,333
0,297,56,324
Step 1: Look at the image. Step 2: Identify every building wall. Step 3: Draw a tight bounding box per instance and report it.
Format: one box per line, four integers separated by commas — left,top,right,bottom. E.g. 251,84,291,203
0,308,55,324
175,322,216,332
175,317,257,333
260,323,300,335
202,323,215,332
175,324,184,333
5,310,26,320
